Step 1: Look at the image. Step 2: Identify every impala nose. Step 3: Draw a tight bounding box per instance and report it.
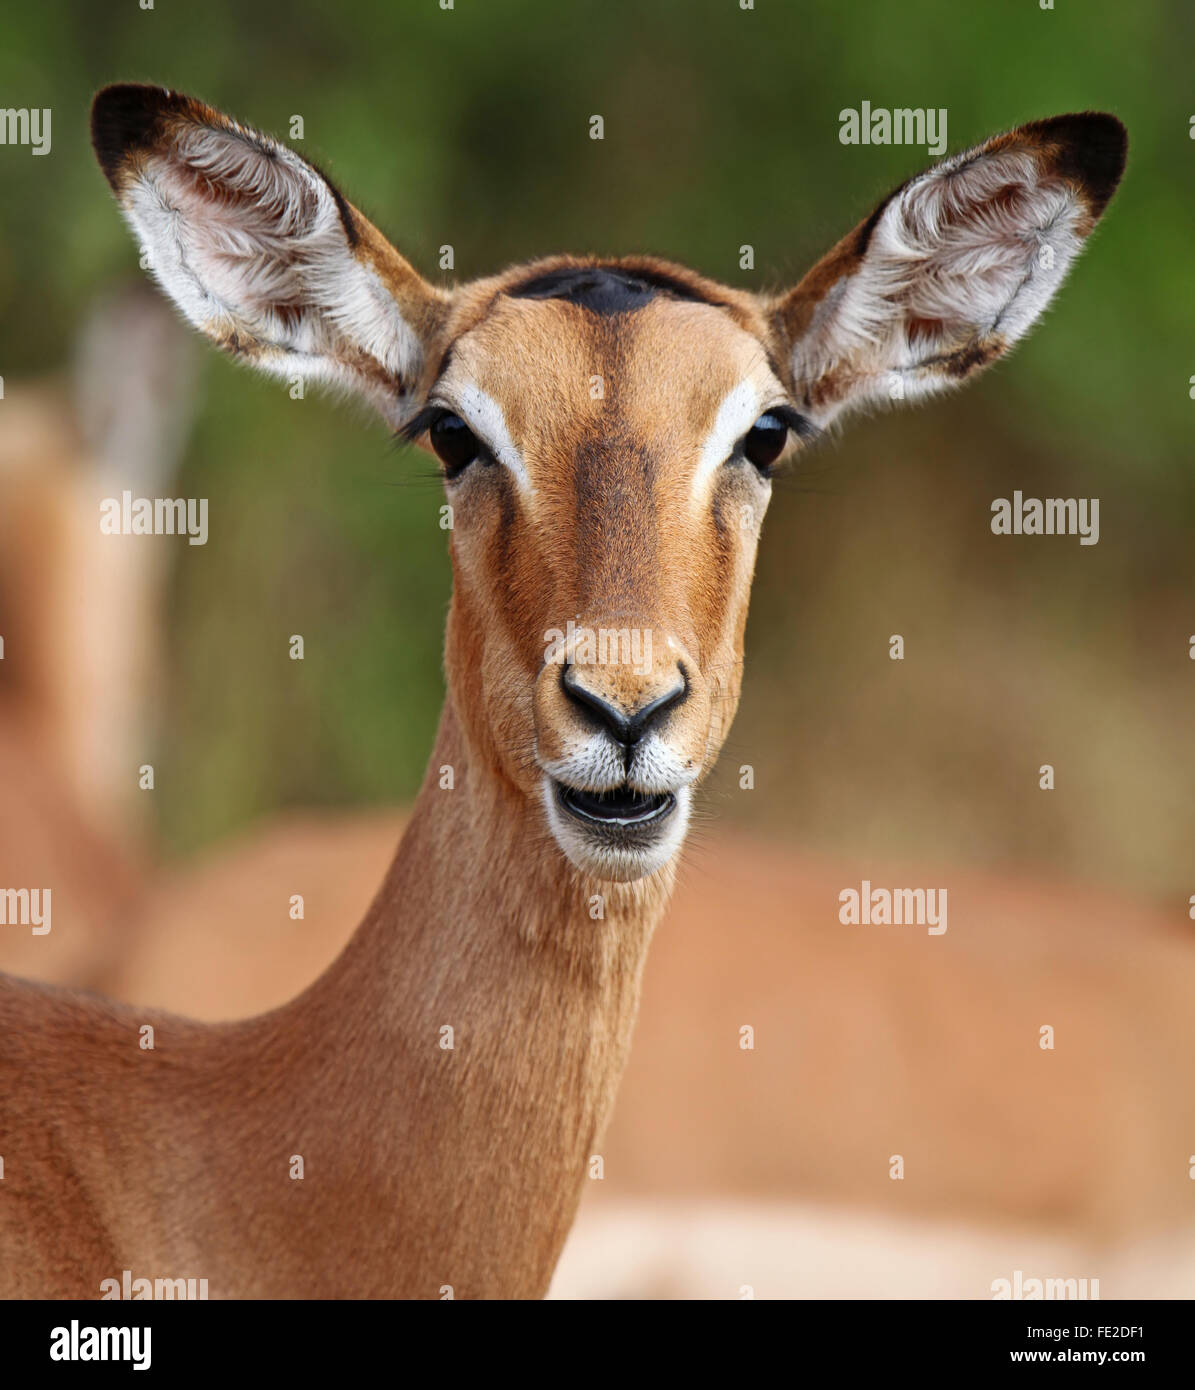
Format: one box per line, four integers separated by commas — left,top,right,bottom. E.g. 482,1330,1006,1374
561,662,688,746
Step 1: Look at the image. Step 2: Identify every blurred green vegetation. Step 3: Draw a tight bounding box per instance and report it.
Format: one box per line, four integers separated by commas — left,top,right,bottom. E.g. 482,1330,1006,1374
0,1,1191,888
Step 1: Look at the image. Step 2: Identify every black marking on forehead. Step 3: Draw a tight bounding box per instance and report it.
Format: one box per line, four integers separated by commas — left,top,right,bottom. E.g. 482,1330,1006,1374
506,264,724,316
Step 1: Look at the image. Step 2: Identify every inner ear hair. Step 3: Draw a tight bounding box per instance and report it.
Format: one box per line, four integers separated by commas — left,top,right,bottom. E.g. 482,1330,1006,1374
90,83,447,426
769,111,1127,426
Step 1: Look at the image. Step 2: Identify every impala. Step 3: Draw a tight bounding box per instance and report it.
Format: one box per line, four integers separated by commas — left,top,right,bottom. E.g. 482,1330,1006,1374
0,289,190,994
0,85,1125,1298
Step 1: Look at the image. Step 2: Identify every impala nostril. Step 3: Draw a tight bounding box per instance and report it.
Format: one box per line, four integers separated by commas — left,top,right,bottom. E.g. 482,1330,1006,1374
628,668,688,742
560,663,632,743
560,661,688,746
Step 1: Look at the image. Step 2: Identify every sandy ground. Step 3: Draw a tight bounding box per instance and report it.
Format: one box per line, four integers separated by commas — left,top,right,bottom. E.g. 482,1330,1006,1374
551,1197,1195,1300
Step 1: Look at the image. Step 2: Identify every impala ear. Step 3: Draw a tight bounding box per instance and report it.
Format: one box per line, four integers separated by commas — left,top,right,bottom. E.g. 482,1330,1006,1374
769,112,1127,428
90,83,447,427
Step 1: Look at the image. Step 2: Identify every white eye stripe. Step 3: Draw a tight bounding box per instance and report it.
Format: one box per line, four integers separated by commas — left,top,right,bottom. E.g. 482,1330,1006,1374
691,379,762,500
436,378,782,500
439,383,534,494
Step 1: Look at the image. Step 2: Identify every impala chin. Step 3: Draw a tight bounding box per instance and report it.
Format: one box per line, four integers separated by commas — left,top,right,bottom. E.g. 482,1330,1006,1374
542,777,692,883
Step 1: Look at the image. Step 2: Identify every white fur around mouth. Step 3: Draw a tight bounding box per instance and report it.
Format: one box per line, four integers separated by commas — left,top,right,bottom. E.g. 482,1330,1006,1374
542,778,691,883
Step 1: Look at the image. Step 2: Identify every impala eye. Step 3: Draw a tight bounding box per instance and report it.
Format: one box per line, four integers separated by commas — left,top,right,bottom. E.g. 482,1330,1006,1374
742,413,789,473
429,412,481,478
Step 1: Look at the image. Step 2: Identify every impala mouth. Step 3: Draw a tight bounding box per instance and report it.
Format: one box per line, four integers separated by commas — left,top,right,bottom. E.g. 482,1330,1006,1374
555,782,676,826
543,776,690,881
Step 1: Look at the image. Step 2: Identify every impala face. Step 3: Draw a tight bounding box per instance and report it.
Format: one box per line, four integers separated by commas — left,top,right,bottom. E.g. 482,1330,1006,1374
410,273,813,880
91,85,1125,882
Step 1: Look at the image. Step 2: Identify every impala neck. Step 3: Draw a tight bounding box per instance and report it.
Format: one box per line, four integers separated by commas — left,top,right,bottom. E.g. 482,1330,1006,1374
269,693,674,1296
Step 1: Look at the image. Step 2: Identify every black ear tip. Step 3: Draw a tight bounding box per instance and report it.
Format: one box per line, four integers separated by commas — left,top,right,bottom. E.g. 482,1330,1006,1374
1028,111,1128,218
90,83,182,186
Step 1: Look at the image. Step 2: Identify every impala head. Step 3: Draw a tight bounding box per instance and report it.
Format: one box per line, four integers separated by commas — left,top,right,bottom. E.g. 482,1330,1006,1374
91,85,1125,882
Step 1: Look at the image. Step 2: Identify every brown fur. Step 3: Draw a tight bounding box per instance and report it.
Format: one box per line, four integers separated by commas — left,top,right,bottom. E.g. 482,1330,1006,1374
94,817,1195,1254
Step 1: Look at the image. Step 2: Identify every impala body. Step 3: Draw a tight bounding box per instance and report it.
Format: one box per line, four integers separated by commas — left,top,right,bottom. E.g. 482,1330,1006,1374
0,86,1124,1297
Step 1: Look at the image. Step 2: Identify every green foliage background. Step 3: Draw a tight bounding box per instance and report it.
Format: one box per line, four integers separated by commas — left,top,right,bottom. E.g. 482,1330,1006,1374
1,0,1191,892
